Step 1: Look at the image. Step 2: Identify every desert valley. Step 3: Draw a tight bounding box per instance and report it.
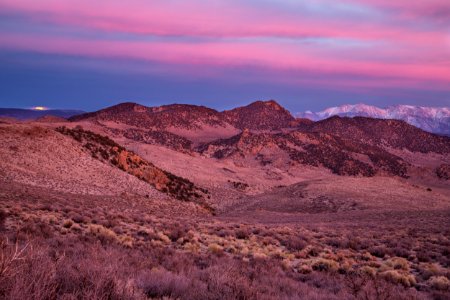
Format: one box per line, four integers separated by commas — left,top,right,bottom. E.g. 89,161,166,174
0,100,449,299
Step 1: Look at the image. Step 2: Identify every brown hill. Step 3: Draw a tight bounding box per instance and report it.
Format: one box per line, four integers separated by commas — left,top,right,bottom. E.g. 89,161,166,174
307,116,450,154
70,100,296,131
0,124,165,197
70,102,226,130
198,129,408,177
222,100,295,130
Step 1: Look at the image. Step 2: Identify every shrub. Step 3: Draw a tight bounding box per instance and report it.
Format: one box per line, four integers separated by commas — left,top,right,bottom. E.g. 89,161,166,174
251,251,268,260
167,225,186,242
71,214,86,224
418,263,442,280
386,257,409,271
380,270,416,287
136,269,193,299
392,246,411,258
429,276,450,291
118,235,133,248
282,237,307,251
360,266,376,277
235,228,250,240
62,219,73,228
369,246,388,258
298,264,313,274
416,251,431,262
156,232,171,244
312,259,339,272
88,224,118,243
0,210,6,231
306,246,320,257
70,223,82,233
208,243,224,256
18,221,53,239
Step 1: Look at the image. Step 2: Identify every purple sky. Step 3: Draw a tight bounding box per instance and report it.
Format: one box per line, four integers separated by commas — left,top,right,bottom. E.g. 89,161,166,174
0,0,449,112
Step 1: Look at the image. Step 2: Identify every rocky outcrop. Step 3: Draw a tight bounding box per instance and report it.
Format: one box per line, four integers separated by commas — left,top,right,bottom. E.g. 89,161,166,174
56,126,212,211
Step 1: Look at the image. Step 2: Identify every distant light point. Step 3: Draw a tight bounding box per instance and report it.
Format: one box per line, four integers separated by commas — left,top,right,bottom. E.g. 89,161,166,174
32,106,48,111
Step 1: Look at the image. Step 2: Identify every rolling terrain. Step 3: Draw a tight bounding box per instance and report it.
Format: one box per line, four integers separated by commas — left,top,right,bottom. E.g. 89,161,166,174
1,100,449,299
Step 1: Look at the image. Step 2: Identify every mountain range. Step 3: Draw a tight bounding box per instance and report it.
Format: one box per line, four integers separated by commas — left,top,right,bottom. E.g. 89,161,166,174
0,108,85,120
1,99,449,188
66,101,449,179
2,99,448,205
3,102,448,136
296,104,450,136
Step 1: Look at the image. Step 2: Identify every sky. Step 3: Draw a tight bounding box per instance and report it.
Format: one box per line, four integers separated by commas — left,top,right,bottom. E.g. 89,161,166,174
0,0,449,112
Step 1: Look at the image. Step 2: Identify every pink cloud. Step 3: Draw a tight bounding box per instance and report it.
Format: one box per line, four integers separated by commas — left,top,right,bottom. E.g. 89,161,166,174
0,0,446,46
1,0,448,93
1,31,448,90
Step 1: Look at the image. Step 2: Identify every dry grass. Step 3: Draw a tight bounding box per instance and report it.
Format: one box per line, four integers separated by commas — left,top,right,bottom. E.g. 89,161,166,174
1,178,448,299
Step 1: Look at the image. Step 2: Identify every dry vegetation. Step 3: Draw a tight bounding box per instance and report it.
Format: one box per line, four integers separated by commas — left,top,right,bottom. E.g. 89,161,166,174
1,179,449,299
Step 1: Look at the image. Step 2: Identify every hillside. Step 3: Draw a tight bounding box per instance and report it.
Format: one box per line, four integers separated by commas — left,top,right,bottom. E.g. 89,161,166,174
198,129,409,178
306,116,450,154
0,123,211,211
56,126,212,210
0,124,163,197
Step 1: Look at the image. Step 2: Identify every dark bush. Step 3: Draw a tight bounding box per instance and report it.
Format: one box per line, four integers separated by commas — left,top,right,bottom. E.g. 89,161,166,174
282,237,307,251
136,269,194,299
235,228,250,240
369,246,388,258
0,210,6,231
167,225,186,242
18,221,53,239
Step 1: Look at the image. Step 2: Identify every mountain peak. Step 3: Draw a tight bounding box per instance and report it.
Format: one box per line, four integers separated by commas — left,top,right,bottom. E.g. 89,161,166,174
223,100,294,130
246,100,284,110
105,102,147,112
296,103,450,135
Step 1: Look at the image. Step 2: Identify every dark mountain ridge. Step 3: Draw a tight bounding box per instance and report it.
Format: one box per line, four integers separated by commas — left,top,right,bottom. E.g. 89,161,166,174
69,100,296,131
306,116,450,154
0,108,85,120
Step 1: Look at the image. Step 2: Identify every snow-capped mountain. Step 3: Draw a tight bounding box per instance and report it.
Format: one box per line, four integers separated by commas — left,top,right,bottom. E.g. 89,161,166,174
296,104,450,136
